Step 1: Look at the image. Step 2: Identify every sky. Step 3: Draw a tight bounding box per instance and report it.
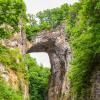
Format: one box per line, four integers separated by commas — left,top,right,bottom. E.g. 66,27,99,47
24,0,79,15
30,52,51,68
24,0,79,68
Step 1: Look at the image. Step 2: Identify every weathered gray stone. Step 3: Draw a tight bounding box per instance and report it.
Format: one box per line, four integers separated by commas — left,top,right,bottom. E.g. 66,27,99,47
27,24,71,100
0,26,29,100
91,70,100,100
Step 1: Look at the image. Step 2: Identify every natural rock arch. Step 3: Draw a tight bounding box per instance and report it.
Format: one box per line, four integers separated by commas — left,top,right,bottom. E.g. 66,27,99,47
27,25,71,100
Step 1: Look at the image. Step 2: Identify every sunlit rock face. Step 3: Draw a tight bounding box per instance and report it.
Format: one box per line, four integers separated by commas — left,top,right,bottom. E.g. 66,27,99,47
27,24,72,100
0,31,26,54
0,31,29,100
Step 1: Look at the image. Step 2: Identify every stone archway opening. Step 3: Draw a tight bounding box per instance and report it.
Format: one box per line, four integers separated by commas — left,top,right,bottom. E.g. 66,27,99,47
29,52,51,68
26,25,71,100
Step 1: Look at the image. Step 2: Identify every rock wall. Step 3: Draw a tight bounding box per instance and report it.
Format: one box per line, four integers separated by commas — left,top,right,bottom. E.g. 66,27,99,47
1,23,99,100
0,31,29,100
91,70,100,100
0,31,26,54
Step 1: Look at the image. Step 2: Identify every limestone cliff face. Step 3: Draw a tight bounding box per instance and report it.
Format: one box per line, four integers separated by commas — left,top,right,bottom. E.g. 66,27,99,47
0,64,19,90
91,70,100,100
0,31,26,54
27,24,72,100
0,63,29,100
0,31,29,100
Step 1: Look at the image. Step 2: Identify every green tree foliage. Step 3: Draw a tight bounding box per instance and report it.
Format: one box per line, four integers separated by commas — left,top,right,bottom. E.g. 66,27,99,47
66,0,100,99
0,80,22,100
0,45,26,72
25,55,50,100
26,3,69,40
0,45,27,99
37,3,69,28
0,1,27,96
0,0,26,39
26,14,40,40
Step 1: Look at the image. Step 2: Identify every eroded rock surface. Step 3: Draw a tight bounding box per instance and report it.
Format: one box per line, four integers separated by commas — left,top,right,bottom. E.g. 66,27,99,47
27,24,71,100
0,29,26,54
0,30,29,100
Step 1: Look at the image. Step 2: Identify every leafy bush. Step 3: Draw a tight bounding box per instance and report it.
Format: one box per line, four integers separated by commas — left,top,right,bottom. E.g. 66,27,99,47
0,0,26,39
0,45,26,72
25,55,50,100
0,80,22,100
66,0,100,99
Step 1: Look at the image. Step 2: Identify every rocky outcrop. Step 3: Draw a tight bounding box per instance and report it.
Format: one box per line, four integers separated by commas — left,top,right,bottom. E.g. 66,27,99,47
0,63,19,90
0,29,29,100
27,24,72,100
0,31,26,55
0,63,29,100
91,70,100,100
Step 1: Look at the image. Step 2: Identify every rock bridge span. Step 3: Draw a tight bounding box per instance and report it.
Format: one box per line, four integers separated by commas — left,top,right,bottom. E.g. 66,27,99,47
27,25,71,100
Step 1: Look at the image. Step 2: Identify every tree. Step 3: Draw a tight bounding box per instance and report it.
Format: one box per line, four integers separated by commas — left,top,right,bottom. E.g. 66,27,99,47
25,55,50,100
67,0,100,99
0,0,26,39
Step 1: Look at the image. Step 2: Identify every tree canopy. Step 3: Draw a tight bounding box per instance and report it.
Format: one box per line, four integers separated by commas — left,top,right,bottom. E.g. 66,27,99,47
66,0,100,99
0,0,26,39
26,3,69,40
25,55,50,100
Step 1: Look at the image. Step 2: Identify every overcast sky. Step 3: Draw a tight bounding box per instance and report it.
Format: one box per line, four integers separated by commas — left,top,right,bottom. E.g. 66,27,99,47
24,0,79,15
30,52,51,68
24,0,79,68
